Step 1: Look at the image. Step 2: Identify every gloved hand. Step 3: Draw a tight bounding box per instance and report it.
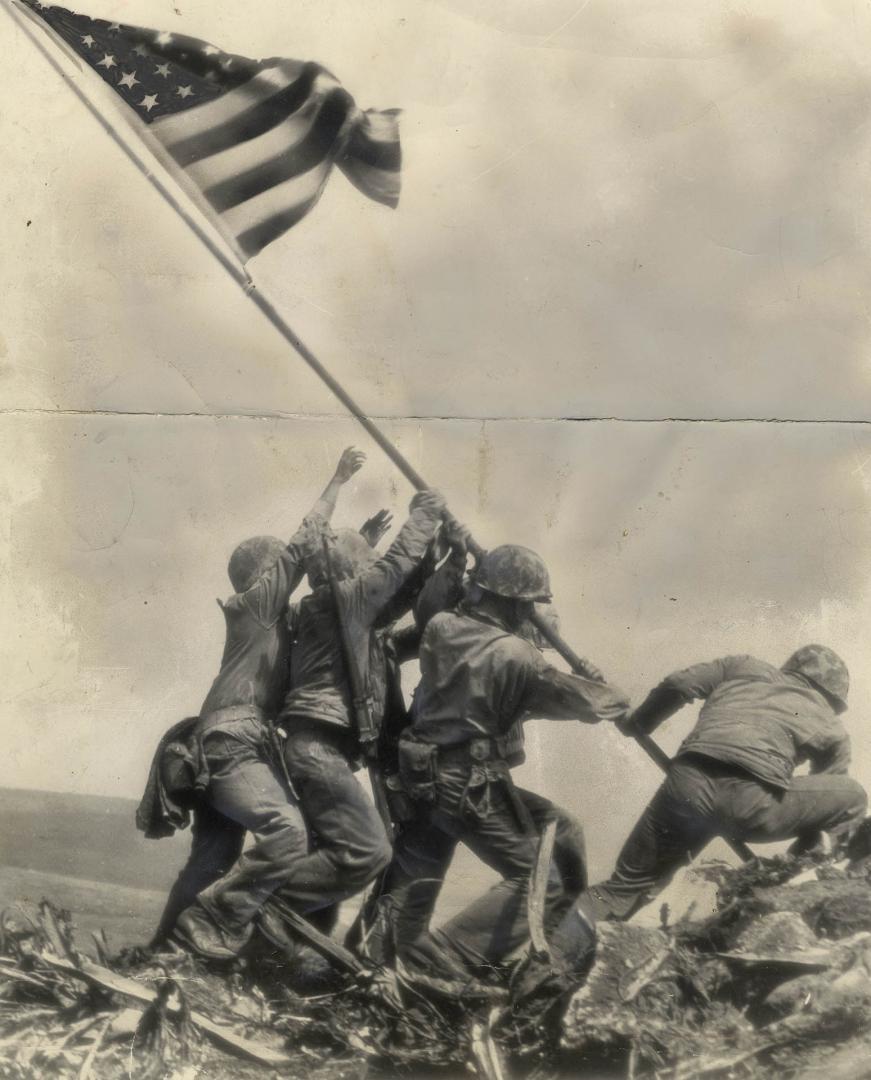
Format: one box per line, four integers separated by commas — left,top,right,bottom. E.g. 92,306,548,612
615,710,641,737
442,515,472,563
410,488,447,517
574,656,605,683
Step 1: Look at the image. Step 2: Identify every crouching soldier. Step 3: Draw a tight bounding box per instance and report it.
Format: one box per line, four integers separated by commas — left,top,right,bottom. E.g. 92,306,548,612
139,448,366,956
397,545,630,984
254,488,448,945
584,646,869,922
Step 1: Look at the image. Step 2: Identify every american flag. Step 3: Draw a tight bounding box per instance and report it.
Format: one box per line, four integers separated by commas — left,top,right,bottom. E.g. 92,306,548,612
21,1,401,261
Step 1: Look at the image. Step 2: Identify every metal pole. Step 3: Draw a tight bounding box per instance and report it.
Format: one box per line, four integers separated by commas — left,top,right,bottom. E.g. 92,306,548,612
5,0,431,491
12,0,751,863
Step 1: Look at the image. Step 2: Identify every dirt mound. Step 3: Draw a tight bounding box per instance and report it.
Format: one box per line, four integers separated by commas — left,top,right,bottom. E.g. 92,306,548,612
2,854,871,1078
562,854,871,1078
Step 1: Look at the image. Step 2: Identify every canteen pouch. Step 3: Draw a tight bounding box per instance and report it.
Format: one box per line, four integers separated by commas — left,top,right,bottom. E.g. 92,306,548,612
397,738,438,805
385,773,416,824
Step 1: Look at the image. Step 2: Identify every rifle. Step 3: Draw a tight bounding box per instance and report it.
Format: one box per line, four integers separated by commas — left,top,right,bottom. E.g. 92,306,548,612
320,537,394,836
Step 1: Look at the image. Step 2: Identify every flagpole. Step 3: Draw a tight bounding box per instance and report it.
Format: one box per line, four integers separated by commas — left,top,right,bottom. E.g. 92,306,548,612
4,0,253,291
5,0,431,492
11,1,706,808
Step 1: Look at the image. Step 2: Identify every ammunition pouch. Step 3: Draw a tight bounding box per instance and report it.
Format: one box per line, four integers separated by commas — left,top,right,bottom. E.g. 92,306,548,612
397,738,439,805
385,773,416,823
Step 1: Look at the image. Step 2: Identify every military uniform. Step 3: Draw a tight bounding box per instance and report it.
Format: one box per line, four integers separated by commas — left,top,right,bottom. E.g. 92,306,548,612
157,516,327,951
399,604,629,976
586,648,868,921
269,499,445,916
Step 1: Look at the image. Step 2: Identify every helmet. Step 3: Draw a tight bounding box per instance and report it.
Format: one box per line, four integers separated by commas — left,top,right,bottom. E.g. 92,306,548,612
474,544,552,602
228,535,286,593
306,528,377,588
782,644,849,712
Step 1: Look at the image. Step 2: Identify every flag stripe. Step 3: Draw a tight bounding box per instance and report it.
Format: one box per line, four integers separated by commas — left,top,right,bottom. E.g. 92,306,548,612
203,90,351,212
153,61,302,144
185,95,323,189
357,109,402,142
345,127,401,172
339,156,400,207
236,197,321,256
164,63,336,167
222,160,330,238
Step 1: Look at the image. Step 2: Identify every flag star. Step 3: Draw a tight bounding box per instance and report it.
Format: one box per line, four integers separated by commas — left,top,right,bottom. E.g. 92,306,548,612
118,71,139,89
221,57,234,69
154,62,171,77
80,34,95,48
107,22,121,32
155,31,173,46
96,53,117,69
132,43,149,56
203,44,219,55
176,85,194,99
139,93,158,112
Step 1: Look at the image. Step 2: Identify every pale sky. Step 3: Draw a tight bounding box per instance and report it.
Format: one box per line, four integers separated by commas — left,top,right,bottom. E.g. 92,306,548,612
2,0,871,872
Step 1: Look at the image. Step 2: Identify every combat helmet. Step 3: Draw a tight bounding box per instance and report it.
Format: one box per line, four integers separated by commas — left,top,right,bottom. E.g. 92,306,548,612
782,644,849,713
228,536,286,593
474,544,553,602
306,528,377,588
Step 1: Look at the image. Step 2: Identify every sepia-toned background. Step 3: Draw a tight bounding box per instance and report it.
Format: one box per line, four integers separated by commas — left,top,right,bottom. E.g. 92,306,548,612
2,0,870,888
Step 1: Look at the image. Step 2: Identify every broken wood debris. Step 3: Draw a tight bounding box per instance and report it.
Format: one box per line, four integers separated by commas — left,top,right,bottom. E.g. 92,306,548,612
2,850,871,1078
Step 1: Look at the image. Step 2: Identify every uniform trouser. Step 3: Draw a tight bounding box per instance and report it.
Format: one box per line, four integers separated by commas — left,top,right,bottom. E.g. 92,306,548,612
585,755,868,921
193,717,309,933
151,803,244,945
270,723,393,913
358,800,588,965
404,761,588,974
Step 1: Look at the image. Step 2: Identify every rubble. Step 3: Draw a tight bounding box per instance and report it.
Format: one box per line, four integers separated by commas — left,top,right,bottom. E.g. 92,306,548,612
561,853,871,1078
2,853,871,1078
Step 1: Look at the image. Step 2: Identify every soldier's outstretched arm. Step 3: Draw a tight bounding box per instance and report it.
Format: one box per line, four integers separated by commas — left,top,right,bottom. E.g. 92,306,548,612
621,655,741,736
346,490,447,625
308,446,367,524
619,682,687,737
524,665,631,725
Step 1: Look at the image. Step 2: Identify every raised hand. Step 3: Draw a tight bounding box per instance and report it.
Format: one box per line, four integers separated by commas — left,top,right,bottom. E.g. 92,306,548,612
442,515,472,559
334,446,366,484
410,488,447,517
359,509,394,548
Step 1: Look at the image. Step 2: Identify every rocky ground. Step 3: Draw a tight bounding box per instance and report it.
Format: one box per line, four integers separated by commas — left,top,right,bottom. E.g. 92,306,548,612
2,845,871,1079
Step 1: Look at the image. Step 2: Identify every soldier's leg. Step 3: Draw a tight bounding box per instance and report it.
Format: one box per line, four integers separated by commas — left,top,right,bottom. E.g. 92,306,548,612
177,724,308,956
582,760,719,922
502,792,597,1003
351,816,458,963
276,724,392,912
150,802,244,946
412,780,569,973
724,772,868,852
515,789,588,896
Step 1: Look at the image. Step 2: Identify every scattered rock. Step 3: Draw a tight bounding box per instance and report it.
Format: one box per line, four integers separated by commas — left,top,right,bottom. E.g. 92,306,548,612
4,854,871,1079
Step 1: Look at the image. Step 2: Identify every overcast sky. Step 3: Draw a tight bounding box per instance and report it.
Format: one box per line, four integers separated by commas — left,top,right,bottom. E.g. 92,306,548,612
2,0,871,873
